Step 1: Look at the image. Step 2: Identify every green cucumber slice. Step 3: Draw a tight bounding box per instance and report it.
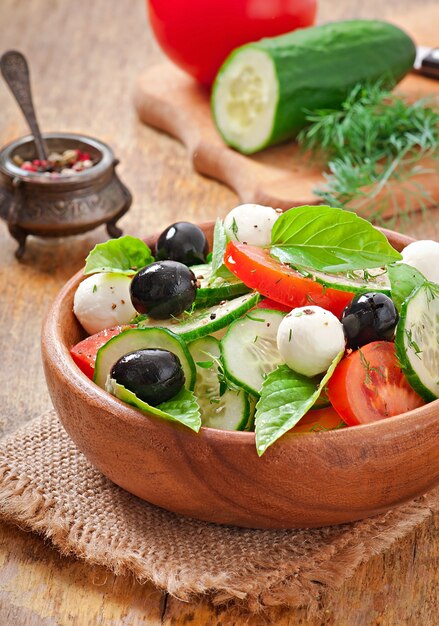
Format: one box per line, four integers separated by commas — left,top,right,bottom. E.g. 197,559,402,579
294,266,390,295
221,309,286,396
191,263,250,304
395,283,439,401
138,292,259,342
188,336,249,430
94,327,196,390
107,380,201,432
212,20,415,154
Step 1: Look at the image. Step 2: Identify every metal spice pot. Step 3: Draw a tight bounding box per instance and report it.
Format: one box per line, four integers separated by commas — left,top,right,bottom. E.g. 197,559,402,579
0,132,132,259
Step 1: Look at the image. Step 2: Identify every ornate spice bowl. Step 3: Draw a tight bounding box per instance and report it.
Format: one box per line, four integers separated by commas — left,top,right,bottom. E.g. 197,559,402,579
0,132,132,259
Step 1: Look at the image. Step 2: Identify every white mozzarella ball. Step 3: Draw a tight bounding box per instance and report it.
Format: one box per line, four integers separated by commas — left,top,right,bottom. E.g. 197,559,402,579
223,203,280,247
73,273,136,335
401,240,439,284
277,306,345,377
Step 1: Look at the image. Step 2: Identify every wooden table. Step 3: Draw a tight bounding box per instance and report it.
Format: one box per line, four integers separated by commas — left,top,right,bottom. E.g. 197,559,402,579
0,1,438,623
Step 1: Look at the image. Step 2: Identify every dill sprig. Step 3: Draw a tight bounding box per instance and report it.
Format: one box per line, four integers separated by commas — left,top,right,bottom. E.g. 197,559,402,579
297,83,439,224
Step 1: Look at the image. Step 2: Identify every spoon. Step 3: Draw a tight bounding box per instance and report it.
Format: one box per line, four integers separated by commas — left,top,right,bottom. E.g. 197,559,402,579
0,50,48,161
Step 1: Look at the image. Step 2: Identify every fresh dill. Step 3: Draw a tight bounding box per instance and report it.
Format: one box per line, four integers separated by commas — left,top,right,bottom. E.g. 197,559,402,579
230,217,239,240
358,348,385,384
204,351,236,396
196,360,214,369
298,83,439,223
405,328,423,359
183,301,197,317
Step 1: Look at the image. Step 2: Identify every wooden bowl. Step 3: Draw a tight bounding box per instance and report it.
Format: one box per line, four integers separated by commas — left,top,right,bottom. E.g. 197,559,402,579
41,222,439,529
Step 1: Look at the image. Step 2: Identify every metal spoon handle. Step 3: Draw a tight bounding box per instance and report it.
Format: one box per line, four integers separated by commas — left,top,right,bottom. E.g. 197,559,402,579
0,50,48,161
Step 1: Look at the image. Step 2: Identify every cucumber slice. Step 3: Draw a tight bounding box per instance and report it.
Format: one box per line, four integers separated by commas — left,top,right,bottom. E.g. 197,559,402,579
191,263,250,304
138,292,259,342
94,327,196,390
294,266,390,295
189,336,249,430
395,283,439,401
221,309,286,396
212,20,416,154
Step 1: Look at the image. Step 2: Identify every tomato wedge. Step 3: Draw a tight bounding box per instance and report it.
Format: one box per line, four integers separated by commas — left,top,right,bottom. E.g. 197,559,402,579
70,325,133,379
224,242,354,318
327,342,424,425
291,407,345,434
255,298,291,313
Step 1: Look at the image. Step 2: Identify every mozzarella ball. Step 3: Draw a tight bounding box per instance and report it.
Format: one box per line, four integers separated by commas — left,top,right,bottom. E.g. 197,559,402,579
223,204,280,247
277,306,345,377
73,273,137,334
401,240,439,284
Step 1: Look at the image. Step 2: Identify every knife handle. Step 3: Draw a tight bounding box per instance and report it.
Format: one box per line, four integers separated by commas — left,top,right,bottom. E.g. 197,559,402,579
418,48,439,80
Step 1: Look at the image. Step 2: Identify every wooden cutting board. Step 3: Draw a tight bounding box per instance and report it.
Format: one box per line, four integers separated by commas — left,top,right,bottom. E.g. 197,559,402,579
134,7,439,219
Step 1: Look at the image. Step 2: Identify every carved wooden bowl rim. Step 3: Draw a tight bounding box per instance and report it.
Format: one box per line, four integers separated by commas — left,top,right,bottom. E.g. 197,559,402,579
0,132,114,186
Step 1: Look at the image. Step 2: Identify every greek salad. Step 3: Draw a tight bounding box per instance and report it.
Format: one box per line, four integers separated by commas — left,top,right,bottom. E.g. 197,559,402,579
70,205,439,455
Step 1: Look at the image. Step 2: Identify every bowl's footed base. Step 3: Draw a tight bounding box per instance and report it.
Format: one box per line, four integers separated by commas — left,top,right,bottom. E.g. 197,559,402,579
6,205,127,260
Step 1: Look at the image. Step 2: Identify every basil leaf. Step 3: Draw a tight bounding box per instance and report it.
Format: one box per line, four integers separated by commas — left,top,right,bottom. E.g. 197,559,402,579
270,205,401,272
210,218,234,279
84,236,154,275
255,350,344,456
388,262,426,311
211,219,227,273
108,379,201,432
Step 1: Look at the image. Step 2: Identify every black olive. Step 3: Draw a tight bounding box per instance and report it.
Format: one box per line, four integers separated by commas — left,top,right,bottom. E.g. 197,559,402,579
130,260,197,319
155,222,209,266
342,292,399,349
111,349,185,406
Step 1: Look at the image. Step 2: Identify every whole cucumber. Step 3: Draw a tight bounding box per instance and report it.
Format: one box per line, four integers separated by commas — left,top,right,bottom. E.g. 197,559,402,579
212,20,416,154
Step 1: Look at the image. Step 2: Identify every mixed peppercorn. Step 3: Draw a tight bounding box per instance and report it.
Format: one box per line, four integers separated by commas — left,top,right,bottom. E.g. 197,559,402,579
12,148,95,178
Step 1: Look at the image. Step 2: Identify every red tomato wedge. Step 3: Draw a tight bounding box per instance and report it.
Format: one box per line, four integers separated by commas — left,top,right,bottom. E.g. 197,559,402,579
327,342,425,426
224,241,354,318
291,407,345,434
255,298,291,313
70,326,133,380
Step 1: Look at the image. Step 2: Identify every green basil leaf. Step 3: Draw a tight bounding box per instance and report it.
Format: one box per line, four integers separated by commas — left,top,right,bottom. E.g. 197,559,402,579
255,350,344,456
388,263,426,311
84,236,154,275
108,379,201,432
211,219,227,273
210,218,234,279
270,205,401,272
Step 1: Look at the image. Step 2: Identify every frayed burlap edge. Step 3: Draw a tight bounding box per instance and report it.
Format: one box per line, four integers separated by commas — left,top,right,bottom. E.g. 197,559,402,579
0,424,437,615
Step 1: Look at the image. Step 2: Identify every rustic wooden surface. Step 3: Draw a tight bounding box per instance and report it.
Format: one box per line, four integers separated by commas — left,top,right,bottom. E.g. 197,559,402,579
0,0,438,623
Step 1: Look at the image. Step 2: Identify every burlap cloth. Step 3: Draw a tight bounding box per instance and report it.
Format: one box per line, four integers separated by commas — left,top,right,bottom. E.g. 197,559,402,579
0,410,438,615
